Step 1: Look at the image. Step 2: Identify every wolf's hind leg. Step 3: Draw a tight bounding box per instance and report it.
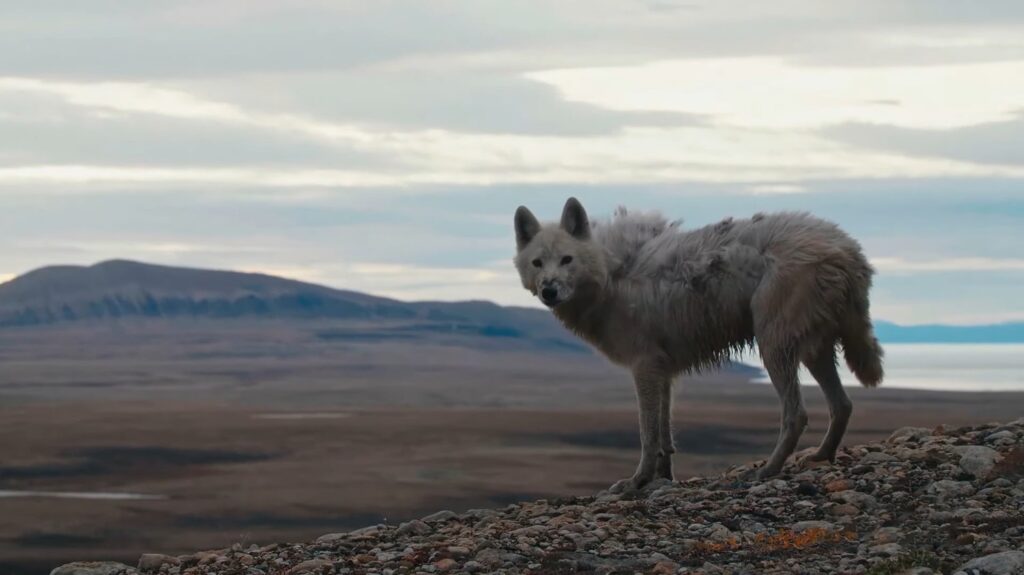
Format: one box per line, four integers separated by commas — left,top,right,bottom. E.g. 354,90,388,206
656,380,675,480
803,346,851,462
758,347,807,479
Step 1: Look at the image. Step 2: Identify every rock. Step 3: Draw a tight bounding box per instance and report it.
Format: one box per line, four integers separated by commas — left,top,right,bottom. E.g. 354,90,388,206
433,558,457,571
929,480,975,499
652,561,679,574
873,527,902,544
955,550,1024,574
986,430,1016,444
422,510,458,523
51,563,136,575
956,445,1004,479
791,520,835,532
832,504,859,516
138,555,180,572
396,519,432,536
870,543,903,557
474,549,503,567
825,479,855,493
287,559,332,574
889,427,932,443
830,490,877,509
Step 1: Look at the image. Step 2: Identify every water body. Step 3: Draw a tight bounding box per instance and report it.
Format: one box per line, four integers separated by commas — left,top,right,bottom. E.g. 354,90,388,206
0,490,165,500
253,412,354,420
736,344,1024,392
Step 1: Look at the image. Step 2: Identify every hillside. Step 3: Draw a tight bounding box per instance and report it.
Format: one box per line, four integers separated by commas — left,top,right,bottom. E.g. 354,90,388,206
0,260,584,352
52,419,1024,575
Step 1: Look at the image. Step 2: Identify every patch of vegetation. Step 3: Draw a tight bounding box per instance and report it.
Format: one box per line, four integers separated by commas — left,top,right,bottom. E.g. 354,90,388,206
865,550,944,575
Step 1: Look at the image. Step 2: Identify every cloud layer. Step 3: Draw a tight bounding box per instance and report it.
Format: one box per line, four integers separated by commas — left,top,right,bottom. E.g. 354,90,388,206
1,1,1023,324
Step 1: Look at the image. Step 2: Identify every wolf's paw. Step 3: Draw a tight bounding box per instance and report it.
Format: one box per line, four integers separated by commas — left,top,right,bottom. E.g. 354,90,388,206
796,450,835,470
754,464,782,481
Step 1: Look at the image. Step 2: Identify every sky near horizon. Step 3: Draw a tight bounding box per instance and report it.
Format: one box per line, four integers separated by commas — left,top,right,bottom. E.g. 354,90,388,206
1,1,1023,325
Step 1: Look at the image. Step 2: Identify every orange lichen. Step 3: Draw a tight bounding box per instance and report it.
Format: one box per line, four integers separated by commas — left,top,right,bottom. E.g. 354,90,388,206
691,528,855,556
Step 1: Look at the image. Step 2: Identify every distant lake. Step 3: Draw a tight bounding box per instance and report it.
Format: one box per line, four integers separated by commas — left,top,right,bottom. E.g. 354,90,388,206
737,344,1024,392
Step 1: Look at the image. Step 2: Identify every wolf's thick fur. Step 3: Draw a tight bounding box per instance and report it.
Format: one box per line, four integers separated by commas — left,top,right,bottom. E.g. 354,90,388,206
513,198,884,490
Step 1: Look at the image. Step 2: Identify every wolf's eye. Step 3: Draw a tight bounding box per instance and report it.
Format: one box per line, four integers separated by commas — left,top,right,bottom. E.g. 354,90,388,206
560,255,573,265
531,258,543,268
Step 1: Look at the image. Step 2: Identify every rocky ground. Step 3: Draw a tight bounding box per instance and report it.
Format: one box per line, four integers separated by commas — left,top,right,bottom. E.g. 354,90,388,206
53,419,1024,575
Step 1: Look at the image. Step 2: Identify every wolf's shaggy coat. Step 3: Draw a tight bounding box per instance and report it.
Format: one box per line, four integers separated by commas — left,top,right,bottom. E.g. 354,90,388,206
513,198,883,490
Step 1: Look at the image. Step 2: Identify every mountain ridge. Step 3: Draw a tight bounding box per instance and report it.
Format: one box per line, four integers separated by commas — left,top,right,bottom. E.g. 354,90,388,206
2,260,1023,343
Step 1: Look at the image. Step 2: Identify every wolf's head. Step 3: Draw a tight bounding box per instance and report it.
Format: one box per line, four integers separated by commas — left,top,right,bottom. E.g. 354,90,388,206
513,197,608,309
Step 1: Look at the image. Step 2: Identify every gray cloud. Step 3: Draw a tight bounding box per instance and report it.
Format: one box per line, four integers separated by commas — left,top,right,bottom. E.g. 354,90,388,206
0,93,391,168
823,118,1024,166
191,71,701,136
4,1,1024,80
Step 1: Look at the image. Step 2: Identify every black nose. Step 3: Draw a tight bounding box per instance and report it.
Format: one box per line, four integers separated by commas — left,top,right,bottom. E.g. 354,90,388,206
541,287,558,303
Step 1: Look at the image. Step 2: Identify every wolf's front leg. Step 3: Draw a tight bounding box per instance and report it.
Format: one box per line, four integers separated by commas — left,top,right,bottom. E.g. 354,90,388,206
610,365,668,493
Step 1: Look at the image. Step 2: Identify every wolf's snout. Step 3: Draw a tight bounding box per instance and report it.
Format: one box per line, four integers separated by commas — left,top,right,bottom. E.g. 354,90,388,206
540,286,559,306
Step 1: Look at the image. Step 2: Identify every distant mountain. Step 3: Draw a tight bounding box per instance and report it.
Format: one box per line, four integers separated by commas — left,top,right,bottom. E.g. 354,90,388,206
0,260,584,351
874,320,1024,344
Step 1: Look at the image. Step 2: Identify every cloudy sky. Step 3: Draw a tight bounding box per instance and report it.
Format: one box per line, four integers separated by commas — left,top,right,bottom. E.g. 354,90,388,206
1,0,1023,325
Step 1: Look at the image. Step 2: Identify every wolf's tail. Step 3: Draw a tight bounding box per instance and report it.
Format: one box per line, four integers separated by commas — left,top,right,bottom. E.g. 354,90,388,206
840,304,884,388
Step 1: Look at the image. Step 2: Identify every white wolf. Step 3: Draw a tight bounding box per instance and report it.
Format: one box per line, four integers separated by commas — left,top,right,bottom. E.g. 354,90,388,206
513,198,884,491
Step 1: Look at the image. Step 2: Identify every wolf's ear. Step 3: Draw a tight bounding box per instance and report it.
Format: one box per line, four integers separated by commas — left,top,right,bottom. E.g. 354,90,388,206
560,197,590,240
514,206,541,250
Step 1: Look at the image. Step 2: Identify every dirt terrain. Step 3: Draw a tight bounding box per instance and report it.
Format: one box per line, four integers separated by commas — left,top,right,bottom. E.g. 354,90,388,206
1,321,1022,573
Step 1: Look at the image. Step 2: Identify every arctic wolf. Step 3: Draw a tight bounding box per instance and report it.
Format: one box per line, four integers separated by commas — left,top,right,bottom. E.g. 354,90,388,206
513,198,884,491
